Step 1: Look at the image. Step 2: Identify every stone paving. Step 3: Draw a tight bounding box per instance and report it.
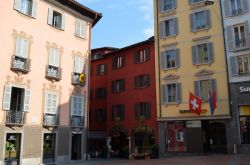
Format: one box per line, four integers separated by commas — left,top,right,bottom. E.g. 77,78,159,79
60,154,250,165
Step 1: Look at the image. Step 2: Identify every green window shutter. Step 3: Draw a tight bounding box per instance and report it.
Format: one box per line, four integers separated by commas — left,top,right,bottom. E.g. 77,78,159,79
2,85,12,110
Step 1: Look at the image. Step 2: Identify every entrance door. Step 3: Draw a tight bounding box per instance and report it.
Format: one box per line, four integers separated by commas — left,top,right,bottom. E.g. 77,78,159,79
202,120,227,153
167,122,186,152
43,133,56,163
4,133,21,165
71,134,82,160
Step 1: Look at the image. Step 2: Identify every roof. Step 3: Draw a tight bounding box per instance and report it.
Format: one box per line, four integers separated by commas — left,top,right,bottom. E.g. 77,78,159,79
91,47,119,52
56,0,102,27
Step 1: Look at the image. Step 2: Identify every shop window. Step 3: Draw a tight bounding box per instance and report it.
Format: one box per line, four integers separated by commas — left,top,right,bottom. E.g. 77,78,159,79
239,106,250,144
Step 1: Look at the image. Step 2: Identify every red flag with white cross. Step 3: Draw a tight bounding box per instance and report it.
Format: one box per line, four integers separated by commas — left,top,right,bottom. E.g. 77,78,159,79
189,92,202,115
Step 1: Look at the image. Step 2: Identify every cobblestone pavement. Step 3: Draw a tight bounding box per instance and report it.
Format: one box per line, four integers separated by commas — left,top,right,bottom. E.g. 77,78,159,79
60,154,250,165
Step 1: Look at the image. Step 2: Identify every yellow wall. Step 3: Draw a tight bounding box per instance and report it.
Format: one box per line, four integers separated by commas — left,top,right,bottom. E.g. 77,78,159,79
154,0,230,119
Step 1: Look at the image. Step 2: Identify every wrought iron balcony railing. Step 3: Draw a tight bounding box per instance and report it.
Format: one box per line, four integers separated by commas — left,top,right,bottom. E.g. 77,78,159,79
71,72,85,86
235,39,246,48
232,8,243,16
45,65,62,81
43,114,59,127
11,55,30,73
5,111,25,125
71,116,84,128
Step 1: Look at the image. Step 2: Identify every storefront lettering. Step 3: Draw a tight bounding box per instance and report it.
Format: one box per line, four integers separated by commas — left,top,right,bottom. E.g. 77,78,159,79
239,87,250,93
179,109,207,113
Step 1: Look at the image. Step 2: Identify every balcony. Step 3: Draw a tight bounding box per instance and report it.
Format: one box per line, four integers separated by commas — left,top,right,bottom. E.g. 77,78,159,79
71,116,84,128
43,114,59,127
5,111,25,126
10,55,30,73
45,65,62,81
71,72,85,86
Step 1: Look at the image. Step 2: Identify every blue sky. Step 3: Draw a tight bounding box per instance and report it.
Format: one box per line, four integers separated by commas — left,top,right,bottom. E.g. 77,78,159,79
77,0,154,49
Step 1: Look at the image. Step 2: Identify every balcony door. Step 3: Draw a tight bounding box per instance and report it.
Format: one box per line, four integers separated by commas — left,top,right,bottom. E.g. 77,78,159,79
71,133,82,160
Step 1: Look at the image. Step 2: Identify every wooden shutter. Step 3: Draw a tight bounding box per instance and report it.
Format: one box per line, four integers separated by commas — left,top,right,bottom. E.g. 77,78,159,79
2,85,12,110
226,25,235,51
61,14,66,30
224,0,231,17
121,79,125,91
174,18,178,35
134,51,139,64
45,93,50,114
242,0,249,13
159,0,165,12
75,20,80,36
31,0,38,18
161,51,167,69
175,49,180,67
194,81,201,98
49,48,55,66
14,0,21,11
205,10,211,29
162,85,168,103
51,94,58,114
81,21,87,38
71,96,76,116
245,21,250,46
23,89,31,112
192,45,198,65
146,48,150,61
230,56,238,76
78,96,84,116
207,42,214,63
160,21,166,38
47,8,53,25
112,81,115,93
190,13,195,32
135,103,140,119
176,83,182,103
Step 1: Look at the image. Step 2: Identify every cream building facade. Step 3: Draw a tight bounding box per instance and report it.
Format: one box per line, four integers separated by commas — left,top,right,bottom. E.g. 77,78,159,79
154,0,230,155
0,0,101,164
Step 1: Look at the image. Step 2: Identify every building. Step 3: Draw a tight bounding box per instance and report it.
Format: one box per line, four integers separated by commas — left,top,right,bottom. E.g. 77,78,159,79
0,0,101,164
221,0,250,153
89,37,157,158
154,0,230,155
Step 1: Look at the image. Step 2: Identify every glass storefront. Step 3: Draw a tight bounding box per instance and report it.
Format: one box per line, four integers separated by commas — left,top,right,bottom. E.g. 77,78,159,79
239,106,250,144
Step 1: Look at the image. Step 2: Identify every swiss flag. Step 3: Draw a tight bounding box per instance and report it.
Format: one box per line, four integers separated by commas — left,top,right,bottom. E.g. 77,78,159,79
189,92,202,115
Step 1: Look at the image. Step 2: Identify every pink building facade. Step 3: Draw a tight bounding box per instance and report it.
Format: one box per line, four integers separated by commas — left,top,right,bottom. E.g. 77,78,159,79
0,0,101,164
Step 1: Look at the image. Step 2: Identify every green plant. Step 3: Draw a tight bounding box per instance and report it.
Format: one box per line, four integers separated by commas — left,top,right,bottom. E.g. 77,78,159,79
5,141,15,159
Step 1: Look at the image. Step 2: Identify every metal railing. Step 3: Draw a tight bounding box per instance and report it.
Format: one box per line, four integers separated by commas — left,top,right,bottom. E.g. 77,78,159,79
71,72,84,86
45,65,62,81
43,114,59,127
235,39,246,48
5,111,25,125
71,116,84,128
11,55,30,73
232,8,243,16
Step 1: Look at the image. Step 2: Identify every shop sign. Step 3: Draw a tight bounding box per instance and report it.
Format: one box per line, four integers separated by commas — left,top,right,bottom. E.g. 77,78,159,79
239,87,250,93
179,109,207,114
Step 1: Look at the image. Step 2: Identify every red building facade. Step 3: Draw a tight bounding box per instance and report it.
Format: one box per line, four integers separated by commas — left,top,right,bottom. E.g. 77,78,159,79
89,37,157,158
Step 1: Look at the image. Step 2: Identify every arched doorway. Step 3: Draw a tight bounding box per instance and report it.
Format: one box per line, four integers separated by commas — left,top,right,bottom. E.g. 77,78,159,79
109,126,129,158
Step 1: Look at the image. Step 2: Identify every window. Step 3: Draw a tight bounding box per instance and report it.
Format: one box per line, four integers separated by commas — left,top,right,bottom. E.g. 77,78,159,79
134,74,150,88
71,95,84,116
46,48,61,79
194,79,216,101
190,10,210,32
234,24,246,48
45,92,58,114
160,0,176,12
161,49,179,69
239,106,250,144
230,0,242,15
135,102,151,120
97,64,107,75
96,109,106,123
160,18,178,38
75,19,86,38
134,49,150,63
192,43,213,65
112,79,125,93
230,55,250,76
48,8,65,30
112,104,125,121
72,56,84,84
112,56,124,69
189,0,204,4
96,88,107,99
14,0,37,17
162,83,181,103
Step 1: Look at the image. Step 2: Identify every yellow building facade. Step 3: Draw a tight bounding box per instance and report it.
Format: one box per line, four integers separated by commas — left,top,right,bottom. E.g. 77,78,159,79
154,0,230,154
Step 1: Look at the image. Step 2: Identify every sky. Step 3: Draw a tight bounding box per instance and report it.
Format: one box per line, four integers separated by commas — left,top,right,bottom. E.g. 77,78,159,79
77,0,154,49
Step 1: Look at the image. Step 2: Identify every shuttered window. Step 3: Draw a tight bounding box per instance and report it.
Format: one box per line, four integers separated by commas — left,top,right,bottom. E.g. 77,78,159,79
14,0,37,18
135,74,150,88
112,104,125,121
194,79,216,101
49,48,60,67
192,43,213,65
160,18,178,38
96,88,107,99
190,10,210,32
15,37,28,58
96,109,106,123
97,64,107,75
45,92,58,114
162,83,181,104
74,56,84,73
112,79,125,93
134,102,151,120
134,48,150,63
230,55,250,76
71,95,84,116
47,8,65,30
161,49,180,69
112,56,125,69
159,0,177,12
75,19,86,38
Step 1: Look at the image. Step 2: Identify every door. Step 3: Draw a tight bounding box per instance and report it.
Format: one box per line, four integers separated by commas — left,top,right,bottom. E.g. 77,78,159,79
167,122,186,152
43,133,56,163
4,133,21,165
71,134,82,160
